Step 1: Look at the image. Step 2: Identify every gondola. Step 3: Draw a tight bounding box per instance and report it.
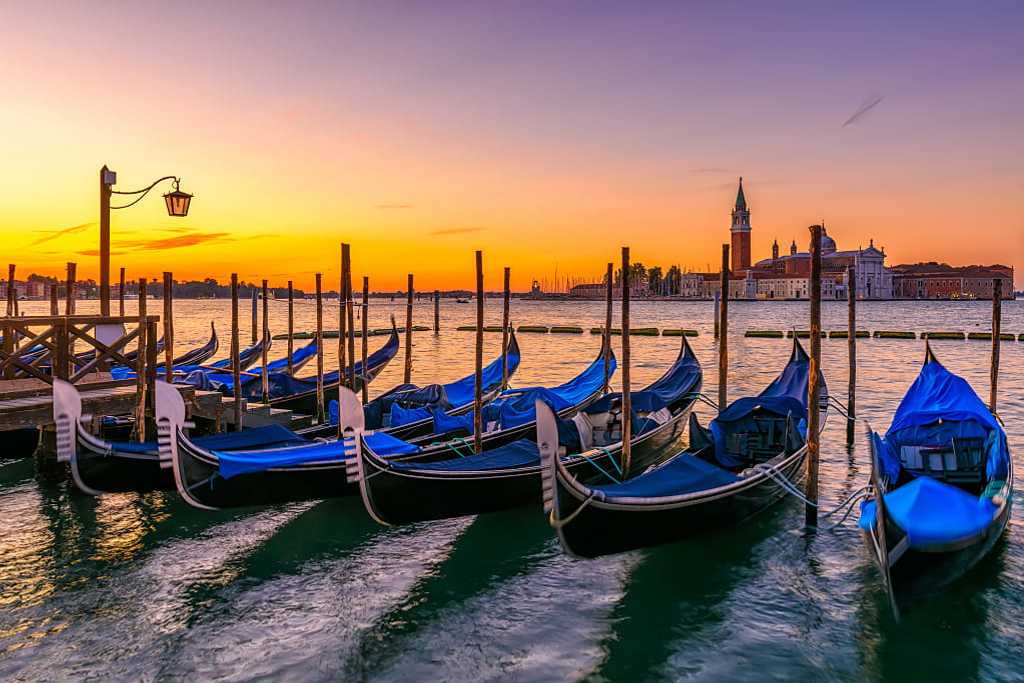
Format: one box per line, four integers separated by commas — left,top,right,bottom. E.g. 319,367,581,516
179,338,319,399
858,344,1012,615
351,335,700,525
267,322,403,415
52,378,308,494
159,336,607,510
539,337,827,559
164,321,220,368
299,327,520,440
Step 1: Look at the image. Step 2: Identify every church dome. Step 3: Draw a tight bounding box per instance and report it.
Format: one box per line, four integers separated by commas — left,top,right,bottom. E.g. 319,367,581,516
810,227,837,255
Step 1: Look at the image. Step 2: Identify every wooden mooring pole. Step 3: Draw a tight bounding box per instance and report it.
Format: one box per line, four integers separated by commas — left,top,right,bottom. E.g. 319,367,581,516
404,274,414,384
501,266,511,389
286,281,294,376
603,262,613,393
847,265,857,445
315,273,325,423
261,279,269,403
231,274,242,430
339,245,348,389
345,249,355,393
473,252,484,454
713,289,720,340
163,272,174,380
6,264,14,316
718,246,729,413
806,224,823,528
251,289,258,345
433,290,440,335
49,283,58,316
990,278,1002,414
135,278,148,442
621,247,633,477
119,267,126,317
361,276,369,403
65,262,76,315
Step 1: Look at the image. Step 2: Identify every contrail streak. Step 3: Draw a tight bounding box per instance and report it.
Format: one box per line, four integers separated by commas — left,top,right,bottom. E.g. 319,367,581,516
842,95,884,127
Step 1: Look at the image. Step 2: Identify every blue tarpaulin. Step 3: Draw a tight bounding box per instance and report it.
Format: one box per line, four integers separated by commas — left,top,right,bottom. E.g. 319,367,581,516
598,454,739,498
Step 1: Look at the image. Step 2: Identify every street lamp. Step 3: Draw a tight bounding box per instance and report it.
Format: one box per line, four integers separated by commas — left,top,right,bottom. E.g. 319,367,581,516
99,165,194,316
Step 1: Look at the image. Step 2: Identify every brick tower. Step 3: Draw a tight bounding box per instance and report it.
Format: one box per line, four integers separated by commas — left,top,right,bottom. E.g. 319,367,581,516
730,177,751,273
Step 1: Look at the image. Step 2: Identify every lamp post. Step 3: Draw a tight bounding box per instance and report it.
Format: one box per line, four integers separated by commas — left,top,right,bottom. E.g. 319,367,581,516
99,165,193,316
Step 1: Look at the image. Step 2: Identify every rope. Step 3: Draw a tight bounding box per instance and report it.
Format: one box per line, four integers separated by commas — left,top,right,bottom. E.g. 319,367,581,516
750,461,870,524
578,447,621,484
548,493,595,529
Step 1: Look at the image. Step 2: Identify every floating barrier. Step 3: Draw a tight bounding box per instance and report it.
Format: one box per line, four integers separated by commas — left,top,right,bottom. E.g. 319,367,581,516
549,326,584,334
631,327,660,336
591,327,618,335
966,332,1017,341
922,332,966,340
873,331,916,339
517,325,549,333
745,330,784,338
662,329,699,337
828,330,871,338
455,325,505,332
273,328,403,340
786,330,826,338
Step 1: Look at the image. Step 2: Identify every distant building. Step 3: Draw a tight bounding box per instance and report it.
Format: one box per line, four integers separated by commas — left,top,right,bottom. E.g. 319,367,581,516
891,263,1014,300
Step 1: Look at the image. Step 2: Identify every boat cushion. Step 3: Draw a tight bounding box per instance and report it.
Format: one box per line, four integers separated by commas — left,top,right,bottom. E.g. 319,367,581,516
214,431,415,479
107,424,305,455
858,476,997,547
391,403,432,427
595,454,740,498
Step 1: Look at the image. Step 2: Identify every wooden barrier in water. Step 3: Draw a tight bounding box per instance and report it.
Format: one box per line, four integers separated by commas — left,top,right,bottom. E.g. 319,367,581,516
718,244,729,414
65,262,76,315
434,290,440,335
921,331,965,340
473,252,483,454
261,279,269,403
991,278,1001,413
847,265,857,445
745,330,784,338
361,276,369,403
404,274,413,384
287,281,294,376
621,246,633,477
502,267,511,389
119,267,126,317
231,274,242,430
163,272,174,379
874,331,916,339
315,273,325,424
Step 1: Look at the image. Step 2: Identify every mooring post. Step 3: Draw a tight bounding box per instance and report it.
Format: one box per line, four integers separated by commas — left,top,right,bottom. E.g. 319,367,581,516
315,273,325,424
806,224,823,528
621,247,633,477
119,267,126,317
65,262,76,315
339,244,348,388
713,289,720,340
433,289,440,335
261,279,270,403
135,278,148,442
603,262,613,393
163,272,174,381
404,274,414,384
361,276,369,403
345,248,356,394
847,265,857,445
6,264,14,316
49,283,58,315
286,280,294,376
990,278,1002,414
231,274,242,430
251,289,258,345
473,252,484,454
501,266,511,389
718,246,729,413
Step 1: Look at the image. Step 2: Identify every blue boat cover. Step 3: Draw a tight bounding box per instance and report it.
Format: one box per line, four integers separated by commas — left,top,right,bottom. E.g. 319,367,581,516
872,357,1009,484
214,428,415,478
858,476,998,546
181,340,319,399
107,424,306,455
709,342,817,468
390,438,540,472
585,345,700,414
597,454,739,498
441,335,522,408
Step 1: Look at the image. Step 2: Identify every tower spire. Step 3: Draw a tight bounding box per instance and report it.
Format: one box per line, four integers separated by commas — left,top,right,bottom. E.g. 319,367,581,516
735,176,747,211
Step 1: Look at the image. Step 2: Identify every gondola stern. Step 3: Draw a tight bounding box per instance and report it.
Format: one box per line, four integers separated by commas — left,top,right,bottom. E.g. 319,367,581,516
535,398,560,516
52,378,82,464
865,420,900,620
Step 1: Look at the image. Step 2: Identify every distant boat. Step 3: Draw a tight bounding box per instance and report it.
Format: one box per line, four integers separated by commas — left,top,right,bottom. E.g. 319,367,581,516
456,298,470,304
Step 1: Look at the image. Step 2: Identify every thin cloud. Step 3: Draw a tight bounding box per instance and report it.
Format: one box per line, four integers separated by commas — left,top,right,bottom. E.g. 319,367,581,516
119,232,233,251
429,227,485,236
842,95,884,127
30,222,95,245
376,203,413,209
78,249,127,257
690,167,730,174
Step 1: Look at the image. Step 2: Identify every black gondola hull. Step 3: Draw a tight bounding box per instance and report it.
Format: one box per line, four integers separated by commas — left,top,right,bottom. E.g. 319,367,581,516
554,449,807,559
360,406,689,525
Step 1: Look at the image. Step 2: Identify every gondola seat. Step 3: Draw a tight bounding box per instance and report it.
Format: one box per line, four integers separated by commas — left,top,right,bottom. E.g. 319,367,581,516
859,476,998,547
389,439,541,472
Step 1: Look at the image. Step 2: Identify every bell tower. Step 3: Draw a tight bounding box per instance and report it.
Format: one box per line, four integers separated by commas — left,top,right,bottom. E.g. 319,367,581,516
730,177,751,273
772,239,779,261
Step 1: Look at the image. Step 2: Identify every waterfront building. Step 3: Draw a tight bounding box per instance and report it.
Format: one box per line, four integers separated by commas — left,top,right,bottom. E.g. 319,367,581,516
891,263,1014,300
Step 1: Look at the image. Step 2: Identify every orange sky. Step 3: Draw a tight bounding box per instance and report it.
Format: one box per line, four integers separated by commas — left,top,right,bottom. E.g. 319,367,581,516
2,4,1021,291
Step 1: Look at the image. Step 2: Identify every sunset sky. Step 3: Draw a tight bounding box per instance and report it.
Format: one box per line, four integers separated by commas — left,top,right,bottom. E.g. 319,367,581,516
2,2,1021,290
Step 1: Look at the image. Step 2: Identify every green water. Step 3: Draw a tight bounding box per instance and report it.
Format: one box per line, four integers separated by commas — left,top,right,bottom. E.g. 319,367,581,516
2,299,1023,681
